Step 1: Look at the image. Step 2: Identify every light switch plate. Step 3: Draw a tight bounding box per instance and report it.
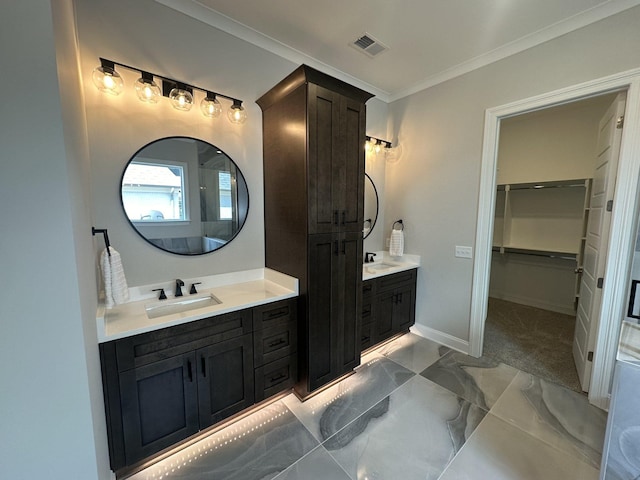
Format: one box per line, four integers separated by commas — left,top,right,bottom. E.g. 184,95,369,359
455,246,473,259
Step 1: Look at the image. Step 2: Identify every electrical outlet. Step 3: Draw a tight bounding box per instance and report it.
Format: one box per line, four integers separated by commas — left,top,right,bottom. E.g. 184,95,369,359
455,246,473,259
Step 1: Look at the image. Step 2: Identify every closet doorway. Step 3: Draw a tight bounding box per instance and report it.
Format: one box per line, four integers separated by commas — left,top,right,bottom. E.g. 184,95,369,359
485,92,625,393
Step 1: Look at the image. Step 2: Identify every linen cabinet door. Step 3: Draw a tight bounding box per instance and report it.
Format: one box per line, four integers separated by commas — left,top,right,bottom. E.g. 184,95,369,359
119,353,199,466
337,230,363,374
307,233,341,391
197,333,254,428
340,95,366,233
308,84,342,234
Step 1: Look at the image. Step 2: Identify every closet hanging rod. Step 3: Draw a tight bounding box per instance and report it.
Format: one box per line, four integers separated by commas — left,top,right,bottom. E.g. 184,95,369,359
492,246,576,261
498,178,589,191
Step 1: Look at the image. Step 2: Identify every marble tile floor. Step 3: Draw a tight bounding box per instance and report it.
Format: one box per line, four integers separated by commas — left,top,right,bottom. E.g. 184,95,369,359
128,333,606,480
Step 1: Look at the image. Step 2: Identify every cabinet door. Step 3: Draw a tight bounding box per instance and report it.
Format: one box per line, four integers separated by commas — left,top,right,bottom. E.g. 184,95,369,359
393,284,416,333
375,290,396,343
119,353,199,465
340,95,366,233
337,231,362,374
307,233,340,391
197,333,254,429
308,84,342,234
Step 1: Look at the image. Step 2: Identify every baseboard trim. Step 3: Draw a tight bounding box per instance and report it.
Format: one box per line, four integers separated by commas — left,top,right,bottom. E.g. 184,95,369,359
410,324,470,355
489,292,576,316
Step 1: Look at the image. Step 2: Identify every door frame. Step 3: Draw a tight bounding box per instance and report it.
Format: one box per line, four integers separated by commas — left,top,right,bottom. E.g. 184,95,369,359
470,67,640,409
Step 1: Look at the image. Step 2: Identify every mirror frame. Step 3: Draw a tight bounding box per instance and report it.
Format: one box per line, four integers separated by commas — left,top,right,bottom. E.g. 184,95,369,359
119,136,250,255
364,173,379,239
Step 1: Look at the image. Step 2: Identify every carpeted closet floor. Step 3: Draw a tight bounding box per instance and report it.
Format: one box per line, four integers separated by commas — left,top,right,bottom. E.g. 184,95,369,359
484,297,582,393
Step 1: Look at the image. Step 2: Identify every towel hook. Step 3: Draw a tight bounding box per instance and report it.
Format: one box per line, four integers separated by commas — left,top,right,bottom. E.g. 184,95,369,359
364,218,372,227
392,219,404,231
92,227,111,256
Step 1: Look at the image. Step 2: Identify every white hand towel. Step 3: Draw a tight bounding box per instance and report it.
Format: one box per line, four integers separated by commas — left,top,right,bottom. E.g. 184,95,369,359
389,229,404,257
100,247,130,308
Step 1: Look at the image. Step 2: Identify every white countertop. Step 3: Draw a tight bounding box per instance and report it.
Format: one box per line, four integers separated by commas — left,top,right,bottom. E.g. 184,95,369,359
97,268,298,343
618,320,640,364
362,252,421,281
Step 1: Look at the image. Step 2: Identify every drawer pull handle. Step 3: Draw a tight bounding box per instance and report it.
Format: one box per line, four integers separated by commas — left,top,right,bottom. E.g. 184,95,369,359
201,356,206,378
270,373,287,383
334,210,339,225
187,360,193,382
268,338,287,348
266,309,286,319
341,210,346,225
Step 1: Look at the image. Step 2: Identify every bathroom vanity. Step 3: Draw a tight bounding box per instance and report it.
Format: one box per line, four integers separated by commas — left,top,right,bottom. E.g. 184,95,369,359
97,270,299,473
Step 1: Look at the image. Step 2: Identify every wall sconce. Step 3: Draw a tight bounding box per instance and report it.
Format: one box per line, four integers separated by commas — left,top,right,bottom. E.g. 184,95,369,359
366,135,401,162
92,57,246,124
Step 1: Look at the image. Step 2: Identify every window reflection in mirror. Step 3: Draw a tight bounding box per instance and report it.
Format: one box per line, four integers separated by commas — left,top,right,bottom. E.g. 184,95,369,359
120,137,249,255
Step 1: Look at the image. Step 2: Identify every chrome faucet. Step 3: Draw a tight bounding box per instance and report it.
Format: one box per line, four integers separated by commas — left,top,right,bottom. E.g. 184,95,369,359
175,279,185,297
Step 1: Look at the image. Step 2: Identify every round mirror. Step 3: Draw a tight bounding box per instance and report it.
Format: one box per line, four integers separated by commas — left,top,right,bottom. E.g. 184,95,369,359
363,173,378,239
120,137,249,255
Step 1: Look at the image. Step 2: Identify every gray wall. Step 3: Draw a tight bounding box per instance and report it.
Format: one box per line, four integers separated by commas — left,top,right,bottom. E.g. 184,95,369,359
76,0,388,287
0,1,108,478
386,6,640,343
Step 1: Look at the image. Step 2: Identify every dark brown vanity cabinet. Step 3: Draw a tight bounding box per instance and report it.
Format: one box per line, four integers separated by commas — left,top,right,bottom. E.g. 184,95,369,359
100,299,297,473
257,65,373,399
361,269,418,350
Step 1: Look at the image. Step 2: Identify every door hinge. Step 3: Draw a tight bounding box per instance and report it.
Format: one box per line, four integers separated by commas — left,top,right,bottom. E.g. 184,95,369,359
616,115,624,129
588,351,594,362
606,200,613,212
597,277,604,289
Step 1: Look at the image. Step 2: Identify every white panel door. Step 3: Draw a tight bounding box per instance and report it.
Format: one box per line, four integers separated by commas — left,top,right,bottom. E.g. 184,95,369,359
573,92,626,391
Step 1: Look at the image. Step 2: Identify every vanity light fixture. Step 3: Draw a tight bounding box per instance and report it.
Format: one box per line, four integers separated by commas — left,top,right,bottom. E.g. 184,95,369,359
134,71,161,103
92,57,246,123
92,58,123,95
365,136,392,153
365,135,401,163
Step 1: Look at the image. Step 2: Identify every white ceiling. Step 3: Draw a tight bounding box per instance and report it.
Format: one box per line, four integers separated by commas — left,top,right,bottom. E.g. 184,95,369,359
158,0,640,102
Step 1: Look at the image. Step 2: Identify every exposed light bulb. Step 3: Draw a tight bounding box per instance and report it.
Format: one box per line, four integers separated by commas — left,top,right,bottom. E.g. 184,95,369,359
169,84,193,111
364,138,373,153
135,73,160,103
227,100,247,124
92,62,123,95
200,92,222,118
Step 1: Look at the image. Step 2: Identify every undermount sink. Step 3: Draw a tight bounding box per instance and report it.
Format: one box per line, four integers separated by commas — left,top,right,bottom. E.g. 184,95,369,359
365,262,399,271
145,293,222,319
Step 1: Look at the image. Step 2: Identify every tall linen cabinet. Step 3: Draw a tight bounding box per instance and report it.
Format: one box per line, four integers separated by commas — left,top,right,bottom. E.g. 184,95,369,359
257,65,373,399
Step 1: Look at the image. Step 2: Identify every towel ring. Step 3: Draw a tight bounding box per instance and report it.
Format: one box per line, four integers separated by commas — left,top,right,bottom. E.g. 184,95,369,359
392,219,404,231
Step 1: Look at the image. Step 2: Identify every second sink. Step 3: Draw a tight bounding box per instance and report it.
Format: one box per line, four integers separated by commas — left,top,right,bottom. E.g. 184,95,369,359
145,293,222,319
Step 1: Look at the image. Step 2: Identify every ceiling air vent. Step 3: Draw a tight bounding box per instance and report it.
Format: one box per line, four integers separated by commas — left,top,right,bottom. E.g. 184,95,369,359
351,33,388,58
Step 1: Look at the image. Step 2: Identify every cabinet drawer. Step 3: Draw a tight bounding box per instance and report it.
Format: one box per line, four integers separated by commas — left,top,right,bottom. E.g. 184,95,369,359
252,298,297,331
362,280,375,299
253,321,298,367
115,309,252,372
361,302,373,326
361,322,373,351
376,269,417,292
255,355,298,402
